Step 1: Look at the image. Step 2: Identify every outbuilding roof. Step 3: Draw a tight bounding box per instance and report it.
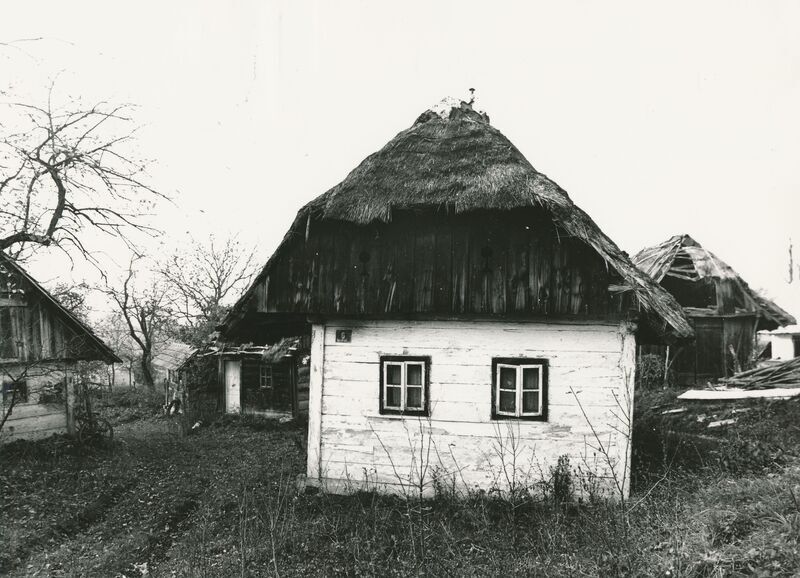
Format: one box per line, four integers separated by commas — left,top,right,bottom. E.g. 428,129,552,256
633,234,795,329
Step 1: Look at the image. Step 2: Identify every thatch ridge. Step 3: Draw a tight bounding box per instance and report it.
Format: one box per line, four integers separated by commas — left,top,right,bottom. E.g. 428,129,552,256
633,234,795,329
226,99,693,339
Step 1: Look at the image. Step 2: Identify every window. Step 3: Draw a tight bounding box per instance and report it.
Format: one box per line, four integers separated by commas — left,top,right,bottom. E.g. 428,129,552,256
2,379,28,405
491,358,548,420
259,364,272,389
0,308,18,359
379,356,429,416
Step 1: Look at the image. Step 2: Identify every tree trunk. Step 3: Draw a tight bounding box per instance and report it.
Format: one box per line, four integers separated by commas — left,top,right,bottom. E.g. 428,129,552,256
140,354,155,390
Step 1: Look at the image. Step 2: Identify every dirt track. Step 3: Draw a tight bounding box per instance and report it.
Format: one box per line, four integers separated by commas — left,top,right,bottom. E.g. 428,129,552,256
0,418,306,577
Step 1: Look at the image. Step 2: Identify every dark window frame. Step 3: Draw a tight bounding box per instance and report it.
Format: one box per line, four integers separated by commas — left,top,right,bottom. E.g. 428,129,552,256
2,379,28,405
491,357,549,421
379,355,430,417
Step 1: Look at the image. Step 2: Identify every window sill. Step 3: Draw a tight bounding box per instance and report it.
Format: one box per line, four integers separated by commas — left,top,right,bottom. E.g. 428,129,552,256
378,408,429,418
491,413,548,422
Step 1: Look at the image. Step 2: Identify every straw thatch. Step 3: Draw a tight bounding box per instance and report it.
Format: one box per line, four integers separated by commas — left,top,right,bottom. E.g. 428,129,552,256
633,234,795,329
227,99,692,339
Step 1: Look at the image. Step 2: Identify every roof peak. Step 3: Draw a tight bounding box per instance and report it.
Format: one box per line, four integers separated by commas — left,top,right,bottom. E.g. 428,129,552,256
413,96,490,126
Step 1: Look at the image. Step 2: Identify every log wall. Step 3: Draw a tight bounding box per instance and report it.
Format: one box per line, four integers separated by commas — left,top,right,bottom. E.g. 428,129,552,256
0,362,73,443
306,319,636,498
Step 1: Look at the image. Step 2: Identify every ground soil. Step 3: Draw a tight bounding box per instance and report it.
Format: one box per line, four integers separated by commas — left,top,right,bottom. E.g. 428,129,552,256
0,416,306,577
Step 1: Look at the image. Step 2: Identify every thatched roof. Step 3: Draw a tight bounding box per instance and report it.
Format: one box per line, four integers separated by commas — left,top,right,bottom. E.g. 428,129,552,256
633,234,795,328
229,98,693,339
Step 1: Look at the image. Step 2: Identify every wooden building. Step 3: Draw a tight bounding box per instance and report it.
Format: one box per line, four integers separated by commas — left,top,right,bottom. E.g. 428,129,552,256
0,253,120,442
761,325,800,361
152,341,195,387
221,98,692,497
217,337,310,417
634,234,795,384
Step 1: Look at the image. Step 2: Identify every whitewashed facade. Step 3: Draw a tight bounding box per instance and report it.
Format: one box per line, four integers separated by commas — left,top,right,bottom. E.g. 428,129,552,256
307,319,636,498
765,325,800,360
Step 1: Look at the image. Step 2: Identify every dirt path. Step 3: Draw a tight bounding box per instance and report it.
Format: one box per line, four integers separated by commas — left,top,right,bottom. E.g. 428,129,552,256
0,417,306,577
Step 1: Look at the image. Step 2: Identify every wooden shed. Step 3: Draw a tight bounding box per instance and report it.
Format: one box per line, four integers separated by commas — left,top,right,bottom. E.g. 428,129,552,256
217,337,310,418
763,325,800,361
634,234,795,384
221,98,692,497
0,253,120,442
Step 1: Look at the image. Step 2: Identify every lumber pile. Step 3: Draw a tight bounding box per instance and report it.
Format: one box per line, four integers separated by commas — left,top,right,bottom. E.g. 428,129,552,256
720,357,800,389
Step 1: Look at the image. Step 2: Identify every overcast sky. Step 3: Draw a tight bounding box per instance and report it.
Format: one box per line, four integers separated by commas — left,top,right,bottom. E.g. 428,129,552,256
2,1,800,316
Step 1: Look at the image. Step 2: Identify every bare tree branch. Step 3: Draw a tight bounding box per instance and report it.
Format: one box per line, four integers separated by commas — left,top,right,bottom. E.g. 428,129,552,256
101,259,174,390
0,93,168,263
157,234,259,346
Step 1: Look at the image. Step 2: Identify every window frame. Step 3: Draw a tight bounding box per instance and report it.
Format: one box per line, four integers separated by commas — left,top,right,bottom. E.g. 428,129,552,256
379,355,430,417
259,363,272,390
2,379,28,405
491,357,548,421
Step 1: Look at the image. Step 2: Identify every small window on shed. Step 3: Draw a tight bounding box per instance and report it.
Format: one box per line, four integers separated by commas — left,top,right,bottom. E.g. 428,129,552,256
0,308,18,359
260,363,273,389
379,356,429,416
491,358,548,421
2,379,28,405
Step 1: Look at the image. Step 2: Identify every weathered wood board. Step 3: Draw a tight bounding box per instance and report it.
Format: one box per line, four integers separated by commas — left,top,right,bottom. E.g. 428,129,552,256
252,210,627,321
1,364,69,443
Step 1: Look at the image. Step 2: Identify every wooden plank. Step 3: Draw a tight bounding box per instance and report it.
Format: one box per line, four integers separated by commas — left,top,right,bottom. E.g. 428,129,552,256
323,319,620,348
307,324,325,480
413,226,435,312
433,224,452,313
678,388,800,400
4,402,64,419
323,356,623,384
1,411,66,437
451,223,468,313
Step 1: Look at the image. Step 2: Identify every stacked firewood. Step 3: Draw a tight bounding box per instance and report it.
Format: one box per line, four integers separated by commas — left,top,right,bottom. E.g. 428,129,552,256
720,357,800,389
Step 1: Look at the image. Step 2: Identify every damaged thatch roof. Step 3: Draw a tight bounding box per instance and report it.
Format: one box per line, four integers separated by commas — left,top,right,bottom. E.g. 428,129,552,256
228,98,693,339
633,234,795,329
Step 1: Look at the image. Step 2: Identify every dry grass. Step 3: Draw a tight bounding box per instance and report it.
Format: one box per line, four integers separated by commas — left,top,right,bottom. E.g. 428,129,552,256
2,395,800,576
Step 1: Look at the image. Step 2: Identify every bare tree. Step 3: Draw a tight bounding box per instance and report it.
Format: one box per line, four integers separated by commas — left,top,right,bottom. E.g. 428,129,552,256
49,281,91,322
0,86,165,264
103,261,173,390
158,235,258,346
93,312,140,389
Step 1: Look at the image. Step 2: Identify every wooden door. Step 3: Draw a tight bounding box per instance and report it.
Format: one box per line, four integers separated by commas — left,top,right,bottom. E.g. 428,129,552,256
693,318,724,383
224,360,241,414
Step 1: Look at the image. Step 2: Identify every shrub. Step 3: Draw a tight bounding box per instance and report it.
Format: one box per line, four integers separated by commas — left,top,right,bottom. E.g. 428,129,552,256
636,353,674,389
548,455,573,504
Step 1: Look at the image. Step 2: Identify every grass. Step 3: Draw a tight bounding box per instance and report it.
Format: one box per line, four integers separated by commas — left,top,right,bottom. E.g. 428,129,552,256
2,391,800,576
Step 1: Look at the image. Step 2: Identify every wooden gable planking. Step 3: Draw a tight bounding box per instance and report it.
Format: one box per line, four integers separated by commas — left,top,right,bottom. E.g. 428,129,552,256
2,297,80,362
252,209,627,321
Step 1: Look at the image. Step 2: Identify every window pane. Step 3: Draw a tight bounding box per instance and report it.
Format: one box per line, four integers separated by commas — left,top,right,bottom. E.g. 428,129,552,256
499,367,516,390
386,364,402,386
522,391,540,414
406,364,423,386
499,391,516,413
522,367,540,390
407,386,423,409
386,386,401,408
